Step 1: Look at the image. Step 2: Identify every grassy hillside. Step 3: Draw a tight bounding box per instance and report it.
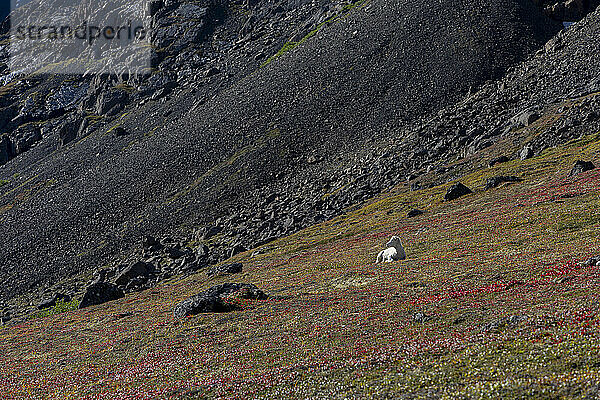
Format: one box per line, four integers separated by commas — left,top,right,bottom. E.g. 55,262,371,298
2,132,600,399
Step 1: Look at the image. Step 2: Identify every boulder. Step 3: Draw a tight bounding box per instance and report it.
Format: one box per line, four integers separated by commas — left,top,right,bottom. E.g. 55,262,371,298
406,209,424,218
482,315,527,332
569,160,596,176
112,127,130,137
207,263,243,277
165,247,187,259
196,244,209,259
202,225,222,240
114,261,153,287
519,145,534,160
444,183,472,201
79,283,125,309
173,283,267,318
142,235,163,252
228,245,246,258
205,67,221,78
517,110,540,127
488,155,510,167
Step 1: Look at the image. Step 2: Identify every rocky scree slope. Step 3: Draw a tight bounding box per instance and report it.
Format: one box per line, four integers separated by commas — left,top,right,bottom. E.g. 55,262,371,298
0,0,560,305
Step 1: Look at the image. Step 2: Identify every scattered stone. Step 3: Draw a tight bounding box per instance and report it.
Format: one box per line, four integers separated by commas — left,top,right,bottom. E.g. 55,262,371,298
482,315,527,332
406,209,424,218
112,127,130,137
165,247,187,259
444,183,472,201
517,110,540,127
178,260,206,274
412,312,432,323
569,160,596,176
484,176,523,190
202,226,222,240
173,283,267,318
207,263,243,277
488,155,510,167
205,67,221,78
196,244,209,259
519,144,534,160
580,256,600,267
143,235,163,252
79,283,125,309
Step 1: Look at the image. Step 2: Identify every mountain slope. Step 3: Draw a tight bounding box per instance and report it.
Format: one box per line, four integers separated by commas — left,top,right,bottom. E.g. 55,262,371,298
0,0,560,303
2,126,600,399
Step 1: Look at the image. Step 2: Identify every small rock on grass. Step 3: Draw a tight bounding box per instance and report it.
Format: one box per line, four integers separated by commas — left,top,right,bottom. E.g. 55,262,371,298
444,183,472,201
482,315,527,332
207,263,243,277
412,312,432,323
569,160,596,176
406,209,424,218
488,155,510,167
484,176,523,190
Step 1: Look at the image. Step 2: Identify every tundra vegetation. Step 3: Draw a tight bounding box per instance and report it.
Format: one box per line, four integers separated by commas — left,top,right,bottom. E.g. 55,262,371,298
1,132,600,398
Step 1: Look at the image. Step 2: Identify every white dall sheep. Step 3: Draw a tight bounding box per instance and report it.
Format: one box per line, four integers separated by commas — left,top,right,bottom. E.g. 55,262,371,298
376,236,406,263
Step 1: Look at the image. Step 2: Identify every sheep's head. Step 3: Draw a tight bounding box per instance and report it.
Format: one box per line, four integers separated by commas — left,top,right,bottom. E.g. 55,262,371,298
386,236,402,247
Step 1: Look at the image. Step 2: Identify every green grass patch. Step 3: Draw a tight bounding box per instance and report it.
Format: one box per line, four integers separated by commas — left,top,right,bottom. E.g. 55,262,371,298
261,0,368,67
28,299,80,320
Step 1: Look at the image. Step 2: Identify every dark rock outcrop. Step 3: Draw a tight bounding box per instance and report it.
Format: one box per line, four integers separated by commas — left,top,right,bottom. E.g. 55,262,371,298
114,261,154,287
173,283,267,318
79,283,125,309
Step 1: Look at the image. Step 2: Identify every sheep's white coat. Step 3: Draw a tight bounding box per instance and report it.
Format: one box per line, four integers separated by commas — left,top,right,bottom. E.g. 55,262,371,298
376,236,406,263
